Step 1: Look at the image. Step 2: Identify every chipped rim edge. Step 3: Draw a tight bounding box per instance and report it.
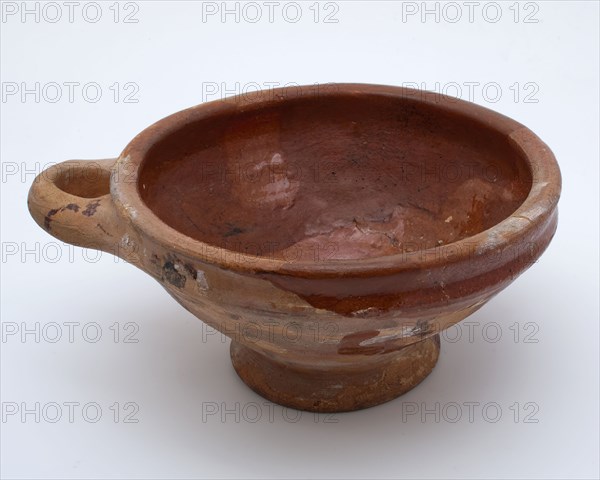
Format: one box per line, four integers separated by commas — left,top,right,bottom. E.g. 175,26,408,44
111,83,562,277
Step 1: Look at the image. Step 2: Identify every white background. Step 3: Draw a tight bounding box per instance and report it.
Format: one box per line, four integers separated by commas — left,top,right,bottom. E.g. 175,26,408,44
1,1,599,479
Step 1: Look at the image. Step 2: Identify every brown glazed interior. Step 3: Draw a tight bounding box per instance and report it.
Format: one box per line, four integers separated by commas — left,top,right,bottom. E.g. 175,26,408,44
138,92,532,261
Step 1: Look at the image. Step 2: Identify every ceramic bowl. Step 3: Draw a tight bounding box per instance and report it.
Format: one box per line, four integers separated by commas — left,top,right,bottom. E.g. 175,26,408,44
28,84,561,412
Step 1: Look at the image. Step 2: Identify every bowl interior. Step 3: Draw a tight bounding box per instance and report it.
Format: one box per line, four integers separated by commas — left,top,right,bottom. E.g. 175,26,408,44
139,93,532,261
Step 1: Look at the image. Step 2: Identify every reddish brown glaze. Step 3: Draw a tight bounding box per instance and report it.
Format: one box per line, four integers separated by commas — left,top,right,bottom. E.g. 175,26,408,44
28,84,561,412
139,92,531,260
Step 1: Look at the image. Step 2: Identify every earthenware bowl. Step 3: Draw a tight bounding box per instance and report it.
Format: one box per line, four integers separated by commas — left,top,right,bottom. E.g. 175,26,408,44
28,84,561,412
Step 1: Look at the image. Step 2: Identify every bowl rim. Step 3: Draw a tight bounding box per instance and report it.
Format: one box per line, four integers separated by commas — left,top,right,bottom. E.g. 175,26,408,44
113,83,561,277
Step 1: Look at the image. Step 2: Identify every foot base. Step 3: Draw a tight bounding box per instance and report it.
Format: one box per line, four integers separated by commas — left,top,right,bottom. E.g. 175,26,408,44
230,335,440,413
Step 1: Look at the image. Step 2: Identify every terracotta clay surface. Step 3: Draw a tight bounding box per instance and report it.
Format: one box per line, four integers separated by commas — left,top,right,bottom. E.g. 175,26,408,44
231,335,441,412
28,84,561,412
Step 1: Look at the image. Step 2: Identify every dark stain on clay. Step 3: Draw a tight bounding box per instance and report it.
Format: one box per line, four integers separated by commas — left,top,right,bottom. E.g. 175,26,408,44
96,223,112,237
162,260,187,288
223,224,245,238
44,203,81,230
152,253,195,289
44,208,60,230
158,253,193,289
82,200,101,217
184,263,198,280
